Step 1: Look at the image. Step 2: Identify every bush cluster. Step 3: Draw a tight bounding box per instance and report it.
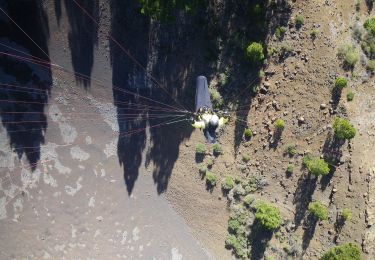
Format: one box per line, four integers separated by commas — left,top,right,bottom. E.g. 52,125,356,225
333,117,356,140
295,15,305,27
335,77,348,89
364,18,375,36
308,201,328,221
321,243,361,260
205,171,217,186
342,209,353,221
222,176,235,191
244,129,253,139
212,143,223,156
210,88,224,109
347,92,355,101
242,154,251,163
337,44,359,67
274,119,285,131
246,42,265,64
275,26,287,39
255,202,282,230
303,154,330,176
285,144,298,156
286,164,294,174
196,143,206,154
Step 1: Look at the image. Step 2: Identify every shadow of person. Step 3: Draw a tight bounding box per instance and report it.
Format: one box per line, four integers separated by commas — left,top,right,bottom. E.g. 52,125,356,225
0,0,52,170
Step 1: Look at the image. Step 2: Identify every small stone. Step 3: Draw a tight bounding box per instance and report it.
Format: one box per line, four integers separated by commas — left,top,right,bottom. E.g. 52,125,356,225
320,103,327,109
298,116,305,123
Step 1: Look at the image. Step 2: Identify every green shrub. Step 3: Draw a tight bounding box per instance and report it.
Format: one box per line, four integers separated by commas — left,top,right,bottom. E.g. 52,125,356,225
275,26,287,39
342,209,353,221
242,154,251,163
321,243,361,260
308,201,328,221
222,176,235,190
206,171,217,186
285,144,298,156
218,73,228,86
347,91,355,101
303,155,330,176
338,44,359,67
286,164,294,174
196,143,206,154
207,159,214,168
255,202,282,230
225,234,248,258
199,165,207,175
274,119,285,131
243,194,255,206
364,17,375,36
212,143,223,156
335,77,348,89
244,129,253,139
295,15,305,27
210,88,224,109
228,218,241,233
333,117,356,140
367,59,375,71
246,42,265,64
310,29,319,38
279,43,293,57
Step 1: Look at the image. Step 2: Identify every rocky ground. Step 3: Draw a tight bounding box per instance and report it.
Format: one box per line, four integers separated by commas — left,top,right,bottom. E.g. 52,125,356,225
166,0,375,259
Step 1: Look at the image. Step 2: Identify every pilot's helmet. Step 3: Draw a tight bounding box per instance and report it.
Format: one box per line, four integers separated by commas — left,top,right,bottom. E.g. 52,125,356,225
210,114,219,127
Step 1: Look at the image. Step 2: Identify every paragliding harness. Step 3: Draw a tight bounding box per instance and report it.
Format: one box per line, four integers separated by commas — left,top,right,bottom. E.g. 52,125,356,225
190,76,230,143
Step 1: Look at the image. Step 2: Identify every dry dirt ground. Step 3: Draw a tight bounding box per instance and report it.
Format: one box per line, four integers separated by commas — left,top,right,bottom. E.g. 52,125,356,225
1,0,375,260
165,0,375,259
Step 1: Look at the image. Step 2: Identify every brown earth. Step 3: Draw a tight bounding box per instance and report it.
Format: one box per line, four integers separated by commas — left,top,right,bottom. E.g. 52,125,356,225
165,0,375,259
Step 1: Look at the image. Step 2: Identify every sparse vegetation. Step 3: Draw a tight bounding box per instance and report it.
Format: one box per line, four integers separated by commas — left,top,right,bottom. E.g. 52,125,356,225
364,17,375,36
212,143,223,156
207,159,214,168
286,164,294,174
285,144,298,156
308,201,329,221
243,194,254,206
222,176,235,191
333,117,356,140
274,119,285,131
242,154,251,163
367,59,375,72
335,77,348,89
205,171,217,186
310,29,319,39
255,202,282,230
210,88,224,109
244,129,253,139
295,15,305,27
342,209,353,221
321,243,361,260
275,26,287,39
279,43,293,57
228,218,241,233
196,143,206,155
303,154,330,176
347,91,355,101
246,42,265,64
337,44,359,67
199,165,207,175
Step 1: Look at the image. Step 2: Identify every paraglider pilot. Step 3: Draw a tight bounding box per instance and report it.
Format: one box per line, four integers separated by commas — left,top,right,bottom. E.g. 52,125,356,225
191,76,229,143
